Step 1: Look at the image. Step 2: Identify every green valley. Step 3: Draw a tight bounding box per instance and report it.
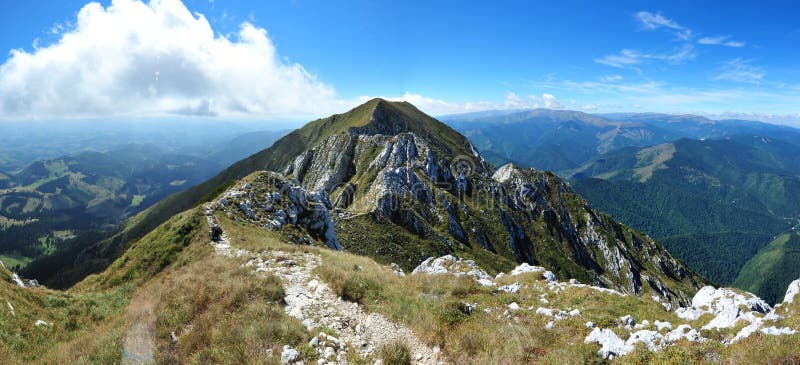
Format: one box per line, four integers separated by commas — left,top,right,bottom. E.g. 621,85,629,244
567,135,800,301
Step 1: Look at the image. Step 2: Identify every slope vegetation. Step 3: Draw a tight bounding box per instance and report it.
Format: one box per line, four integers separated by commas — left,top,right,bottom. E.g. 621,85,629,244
569,136,800,291
0,187,796,363
734,231,800,304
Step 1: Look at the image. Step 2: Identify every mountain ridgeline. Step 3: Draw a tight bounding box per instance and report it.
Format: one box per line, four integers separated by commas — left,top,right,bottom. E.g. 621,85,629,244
37,99,704,305
443,110,796,173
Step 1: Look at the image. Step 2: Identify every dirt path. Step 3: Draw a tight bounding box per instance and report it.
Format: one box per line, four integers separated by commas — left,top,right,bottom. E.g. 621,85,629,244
121,298,155,365
203,204,447,364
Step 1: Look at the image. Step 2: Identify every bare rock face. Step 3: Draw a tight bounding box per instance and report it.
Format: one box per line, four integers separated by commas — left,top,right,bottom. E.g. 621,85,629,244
219,172,341,251
289,133,357,193
412,255,494,286
784,279,800,304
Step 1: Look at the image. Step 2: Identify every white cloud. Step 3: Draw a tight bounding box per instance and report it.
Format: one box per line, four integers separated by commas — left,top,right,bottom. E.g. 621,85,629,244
635,11,681,30
559,80,663,95
504,92,564,109
635,11,692,40
595,49,644,68
541,93,563,109
490,92,561,110
714,58,764,84
595,45,695,68
661,45,696,64
49,21,73,35
0,0,344,120
581,104,599,111
599,75,623,82
706,112,800,127
698,35,745,48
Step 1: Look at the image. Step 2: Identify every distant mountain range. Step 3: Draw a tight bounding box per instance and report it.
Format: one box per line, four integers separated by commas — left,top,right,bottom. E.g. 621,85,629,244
0,120,292,172
443,110,795,173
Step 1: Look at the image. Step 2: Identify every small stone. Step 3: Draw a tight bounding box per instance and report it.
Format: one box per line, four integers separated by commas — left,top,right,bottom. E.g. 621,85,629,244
281,345,299,364
459,302,476,315
620,315,636,327
508,302,520,311
309,336,320,347
327,334,341,344
498,282,521,293
283,259,297,267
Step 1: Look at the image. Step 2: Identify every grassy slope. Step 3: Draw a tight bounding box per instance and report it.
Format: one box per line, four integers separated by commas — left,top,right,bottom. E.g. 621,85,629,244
0,207,211,363
1,195,797,363
0,253,32,269
734,231,800,304
0,258,131,363
218,215,800,364
1,205,317,364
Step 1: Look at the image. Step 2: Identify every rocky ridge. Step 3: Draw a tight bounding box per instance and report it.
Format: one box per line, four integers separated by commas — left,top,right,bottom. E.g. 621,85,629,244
211,99,704,308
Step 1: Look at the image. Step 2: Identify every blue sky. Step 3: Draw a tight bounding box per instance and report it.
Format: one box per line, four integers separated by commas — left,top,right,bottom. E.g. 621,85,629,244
1,0,799,124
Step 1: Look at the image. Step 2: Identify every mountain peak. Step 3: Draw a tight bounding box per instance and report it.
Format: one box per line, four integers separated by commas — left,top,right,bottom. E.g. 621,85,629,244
294,98,482,165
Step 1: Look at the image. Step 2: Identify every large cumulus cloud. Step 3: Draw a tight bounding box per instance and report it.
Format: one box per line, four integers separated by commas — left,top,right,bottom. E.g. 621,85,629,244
0,0,341,119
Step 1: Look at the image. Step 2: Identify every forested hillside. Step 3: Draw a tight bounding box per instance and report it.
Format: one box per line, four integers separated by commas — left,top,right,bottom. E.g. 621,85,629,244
568,135,800,299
